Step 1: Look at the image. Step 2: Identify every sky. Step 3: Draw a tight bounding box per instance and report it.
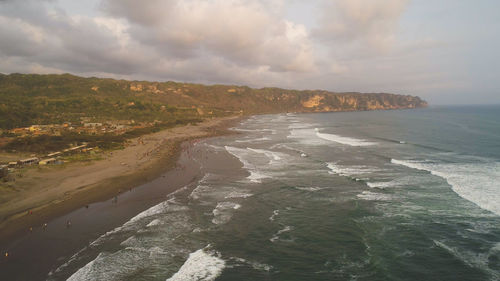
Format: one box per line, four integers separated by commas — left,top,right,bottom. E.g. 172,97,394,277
0,0,499,105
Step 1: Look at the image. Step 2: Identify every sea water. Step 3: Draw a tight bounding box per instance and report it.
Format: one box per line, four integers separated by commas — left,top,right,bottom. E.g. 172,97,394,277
49,105,500,281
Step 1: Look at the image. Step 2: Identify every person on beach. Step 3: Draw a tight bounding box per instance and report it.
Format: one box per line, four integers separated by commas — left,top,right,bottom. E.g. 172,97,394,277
43,223,47,230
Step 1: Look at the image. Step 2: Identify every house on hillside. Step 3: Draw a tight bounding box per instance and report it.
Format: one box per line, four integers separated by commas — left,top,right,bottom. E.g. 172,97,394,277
18,157,39,166
63,144,88,154
39,158,57,165
47,151,62,158
29,125,41,132
84,123,103,127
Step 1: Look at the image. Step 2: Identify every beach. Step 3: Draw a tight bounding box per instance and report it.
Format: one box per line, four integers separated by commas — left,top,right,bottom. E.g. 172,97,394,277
1,108,499,281
0,116,240,243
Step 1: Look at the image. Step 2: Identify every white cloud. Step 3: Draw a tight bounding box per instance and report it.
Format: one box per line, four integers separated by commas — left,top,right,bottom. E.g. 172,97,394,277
1,0,496,104
314,0,409,54
102,0,317,73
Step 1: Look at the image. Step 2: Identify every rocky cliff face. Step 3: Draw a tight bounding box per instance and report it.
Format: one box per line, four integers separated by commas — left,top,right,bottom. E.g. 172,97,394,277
293,92,427,113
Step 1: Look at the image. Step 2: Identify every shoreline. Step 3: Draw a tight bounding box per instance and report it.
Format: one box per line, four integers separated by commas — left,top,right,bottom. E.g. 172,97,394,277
0,115,242,243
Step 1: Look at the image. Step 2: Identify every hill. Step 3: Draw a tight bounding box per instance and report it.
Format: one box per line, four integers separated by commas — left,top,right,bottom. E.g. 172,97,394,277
0,73,427,129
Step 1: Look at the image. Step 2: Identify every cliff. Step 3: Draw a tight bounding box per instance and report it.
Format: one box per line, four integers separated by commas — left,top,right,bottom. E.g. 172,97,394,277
0,73,427,128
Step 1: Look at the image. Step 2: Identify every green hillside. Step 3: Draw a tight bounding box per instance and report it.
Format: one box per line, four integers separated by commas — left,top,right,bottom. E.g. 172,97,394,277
0,73,427,129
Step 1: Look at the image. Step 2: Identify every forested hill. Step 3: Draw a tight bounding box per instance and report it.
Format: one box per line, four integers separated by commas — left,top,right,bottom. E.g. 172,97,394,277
0,73,427,129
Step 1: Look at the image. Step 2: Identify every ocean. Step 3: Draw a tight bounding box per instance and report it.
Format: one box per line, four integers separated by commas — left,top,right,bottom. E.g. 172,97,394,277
48,105,500,281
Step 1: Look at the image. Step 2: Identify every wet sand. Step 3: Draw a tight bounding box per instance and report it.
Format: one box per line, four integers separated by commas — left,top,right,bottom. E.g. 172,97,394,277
0,116,240,242
0,116,242,281
0,141,208,281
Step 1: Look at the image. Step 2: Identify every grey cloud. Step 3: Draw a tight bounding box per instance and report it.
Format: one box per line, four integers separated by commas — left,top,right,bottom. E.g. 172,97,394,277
0,2,150,76
0,0,315,87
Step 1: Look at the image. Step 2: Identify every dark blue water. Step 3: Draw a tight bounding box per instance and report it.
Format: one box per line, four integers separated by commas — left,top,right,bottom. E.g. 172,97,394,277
49,106,500,281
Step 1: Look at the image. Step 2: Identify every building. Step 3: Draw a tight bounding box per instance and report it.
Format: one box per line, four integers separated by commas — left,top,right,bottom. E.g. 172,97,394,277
18,157,39,166
39,158,57,165
29,125,41,132
63,144,87,154
47,151,62,158
83,123,103,127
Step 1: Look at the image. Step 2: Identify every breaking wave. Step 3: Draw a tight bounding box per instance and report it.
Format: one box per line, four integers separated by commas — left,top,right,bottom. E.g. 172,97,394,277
391,159,500,216
315,128,377,146
166,247,225,281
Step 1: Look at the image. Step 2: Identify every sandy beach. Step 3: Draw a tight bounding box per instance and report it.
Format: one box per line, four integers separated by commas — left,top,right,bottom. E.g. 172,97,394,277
0,116,240,242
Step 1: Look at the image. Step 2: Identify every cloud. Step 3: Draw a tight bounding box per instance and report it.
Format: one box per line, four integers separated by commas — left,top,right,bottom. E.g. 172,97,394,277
101,0,175,26
0,2,150,74
0,0,318,87
1,0,492,104
102,0,316,72
314,0,409,54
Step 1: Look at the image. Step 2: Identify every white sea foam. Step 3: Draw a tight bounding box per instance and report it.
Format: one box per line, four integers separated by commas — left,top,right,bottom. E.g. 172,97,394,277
357,191,392,201
67,246,169,281
147,219,162,227
295,186,325,192
88,199,187,247
433,240,499,280
392,159,500,216
224,146,275,183
212,202,241,225
270,143,308,157
205,144,225,152
128,201,170,223
166,248,225,281
48,246,90,278
224,146,253,169
120,235,137,247
327,163,380,179
247,148,285,164
287,128,327,145
247,171,270,183
166,185,189,199
189,185,212,200
315,128,377,146
269,210,279,221
224,191,253,199
366,174,436,190
66,253,100,281
366,181,394,189
230,257,273,272
54,190,195,279
235,137,271,143
270,225,293,242
199,173,215,184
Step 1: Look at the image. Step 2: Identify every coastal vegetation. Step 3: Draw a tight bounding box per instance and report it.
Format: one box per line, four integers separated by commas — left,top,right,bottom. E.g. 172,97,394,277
0,73,427,155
